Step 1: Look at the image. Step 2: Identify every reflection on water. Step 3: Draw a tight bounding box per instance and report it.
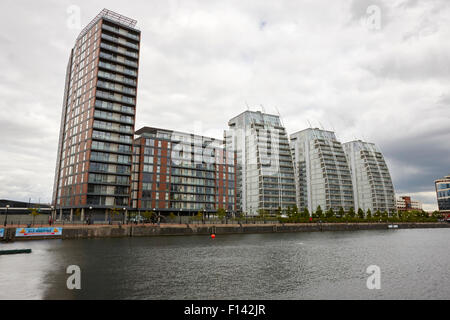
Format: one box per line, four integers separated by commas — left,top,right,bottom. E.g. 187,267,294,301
0,229,449,299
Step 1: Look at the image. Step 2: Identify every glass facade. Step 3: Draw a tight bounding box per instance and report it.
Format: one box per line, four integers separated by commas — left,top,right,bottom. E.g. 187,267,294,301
131,127,236,214
343,140,396,214
225,111,296,215
435,175,450,215
290,129,354,213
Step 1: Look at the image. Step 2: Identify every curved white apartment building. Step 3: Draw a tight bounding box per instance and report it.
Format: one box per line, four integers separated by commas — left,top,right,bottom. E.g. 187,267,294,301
290,128,354,213
343,140,396,214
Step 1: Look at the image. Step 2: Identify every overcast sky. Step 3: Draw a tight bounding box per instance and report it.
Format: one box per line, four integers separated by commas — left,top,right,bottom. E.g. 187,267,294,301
0,0,448,210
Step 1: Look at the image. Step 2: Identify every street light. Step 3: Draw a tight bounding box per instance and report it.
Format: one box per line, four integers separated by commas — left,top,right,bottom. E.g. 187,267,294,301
4,205,10,226
89,206,93,225
123,207,126,224
50,206,54,225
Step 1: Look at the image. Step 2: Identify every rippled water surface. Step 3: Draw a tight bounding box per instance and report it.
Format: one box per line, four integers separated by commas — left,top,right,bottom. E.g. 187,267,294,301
1,228,449,299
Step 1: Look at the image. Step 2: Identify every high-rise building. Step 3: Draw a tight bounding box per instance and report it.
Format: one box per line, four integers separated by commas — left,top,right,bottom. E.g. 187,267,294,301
343,140,396,214
435,175,450,218
131,127,236,215
52,9,141,219
225,111,296,215
290,128,354,213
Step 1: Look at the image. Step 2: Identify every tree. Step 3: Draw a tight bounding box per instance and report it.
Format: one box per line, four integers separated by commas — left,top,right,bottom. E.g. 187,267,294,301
315,206,323,219
325,208,334,219
366,209,372,219
276,206,282,217
30,208,40,225
292,205,299,217
338,207,345,219
142,210,154,223
286,206,293,219
217,208,226,222
431,210,442,221
196,211,203,222
348,207,355,218
75,208,81,221
301,208,310,219
169,212,176,222
374,210,381,219
110,207,120,222
357,208,365,219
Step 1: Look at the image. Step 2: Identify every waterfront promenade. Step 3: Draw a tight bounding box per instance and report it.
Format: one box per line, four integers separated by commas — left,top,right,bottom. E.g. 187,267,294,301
2,221,449,241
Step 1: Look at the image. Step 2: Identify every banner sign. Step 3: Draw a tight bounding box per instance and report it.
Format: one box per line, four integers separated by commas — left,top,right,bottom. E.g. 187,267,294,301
0,228,4,238
15,227,63,237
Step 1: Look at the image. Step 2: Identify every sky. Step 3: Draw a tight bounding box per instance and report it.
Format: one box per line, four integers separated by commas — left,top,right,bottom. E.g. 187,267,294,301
0,0,448,210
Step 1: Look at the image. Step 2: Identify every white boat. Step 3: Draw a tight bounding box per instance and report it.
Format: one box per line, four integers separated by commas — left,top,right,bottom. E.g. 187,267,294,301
388,224,399,229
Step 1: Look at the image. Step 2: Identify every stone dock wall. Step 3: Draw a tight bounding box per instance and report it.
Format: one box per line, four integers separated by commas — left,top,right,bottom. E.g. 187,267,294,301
2,222,449,242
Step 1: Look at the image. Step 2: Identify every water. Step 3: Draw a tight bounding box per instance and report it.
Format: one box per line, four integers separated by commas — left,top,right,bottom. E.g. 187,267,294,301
1,229,449,299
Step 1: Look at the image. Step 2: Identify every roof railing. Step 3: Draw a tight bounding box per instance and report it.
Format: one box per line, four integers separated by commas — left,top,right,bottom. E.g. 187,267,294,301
77,8,138,41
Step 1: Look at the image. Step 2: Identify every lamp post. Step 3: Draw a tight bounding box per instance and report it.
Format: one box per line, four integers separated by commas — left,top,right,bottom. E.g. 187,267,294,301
153,208,156,224
89,206,93,225
4,205,10,226
50,205,54,225
123,207,126,224
203,209,206,224
179,208,182,224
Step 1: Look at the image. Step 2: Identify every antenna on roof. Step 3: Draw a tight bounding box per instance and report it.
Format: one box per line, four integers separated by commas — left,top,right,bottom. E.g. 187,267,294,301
330,121,336,133
260,104,266,113
245,101,250,111
307,119,313,128
275,106,285,128
318,121,325,130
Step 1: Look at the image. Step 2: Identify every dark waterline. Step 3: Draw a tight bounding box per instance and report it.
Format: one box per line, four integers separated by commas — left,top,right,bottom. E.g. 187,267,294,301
1,229,449,299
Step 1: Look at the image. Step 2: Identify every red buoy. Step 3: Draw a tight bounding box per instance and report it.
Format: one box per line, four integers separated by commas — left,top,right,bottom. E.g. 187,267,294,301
211,234,216,239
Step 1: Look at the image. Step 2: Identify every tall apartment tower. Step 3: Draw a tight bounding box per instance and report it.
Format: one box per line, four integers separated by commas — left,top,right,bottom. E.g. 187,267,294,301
343,140,396,214
290,128,354,213
131,127,236,215
225,111,296,215
52,9,141,218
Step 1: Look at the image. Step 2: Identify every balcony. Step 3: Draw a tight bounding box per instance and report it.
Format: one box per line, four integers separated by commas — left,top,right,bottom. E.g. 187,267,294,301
94,110,134,125
95,100,135,115
97,80,136,96
98,61,137,77
99,52,138,69
102,24,140,41
100,42,138,59
97,71,136,87
101,33,139,50
96,90,136,105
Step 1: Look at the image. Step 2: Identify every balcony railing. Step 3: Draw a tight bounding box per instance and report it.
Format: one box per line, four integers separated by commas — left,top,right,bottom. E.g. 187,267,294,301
99,52,138,68
100,42,138,59
102,24,140,41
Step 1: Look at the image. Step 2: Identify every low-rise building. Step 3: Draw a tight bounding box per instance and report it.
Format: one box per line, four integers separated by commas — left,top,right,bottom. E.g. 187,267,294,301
396,196,422,212
435,175,450,218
